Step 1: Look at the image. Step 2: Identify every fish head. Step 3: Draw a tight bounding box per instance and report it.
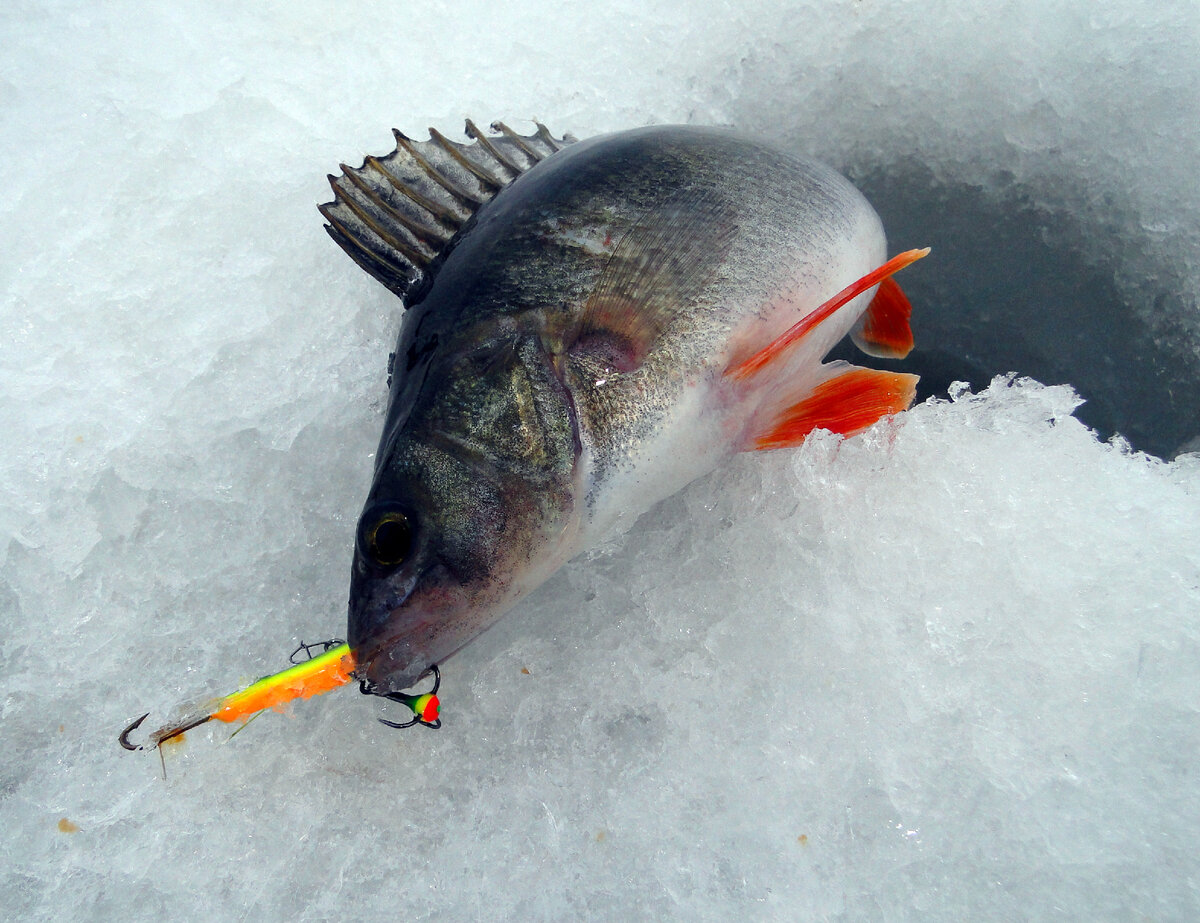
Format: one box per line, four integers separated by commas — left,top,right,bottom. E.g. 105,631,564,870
348,332,581,694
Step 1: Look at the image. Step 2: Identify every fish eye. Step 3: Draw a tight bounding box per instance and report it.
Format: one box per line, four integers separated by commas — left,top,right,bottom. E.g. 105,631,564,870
359,503,415,569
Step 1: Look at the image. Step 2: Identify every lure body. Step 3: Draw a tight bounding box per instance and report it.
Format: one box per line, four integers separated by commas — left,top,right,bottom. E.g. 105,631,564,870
118,643,358,751
323,124,922,693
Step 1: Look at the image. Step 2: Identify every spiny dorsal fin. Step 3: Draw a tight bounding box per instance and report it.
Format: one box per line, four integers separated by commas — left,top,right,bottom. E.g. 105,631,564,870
320,120,575,303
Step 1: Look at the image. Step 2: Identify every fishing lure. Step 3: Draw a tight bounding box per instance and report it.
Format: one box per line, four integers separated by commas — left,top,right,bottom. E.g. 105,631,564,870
118,641,440,757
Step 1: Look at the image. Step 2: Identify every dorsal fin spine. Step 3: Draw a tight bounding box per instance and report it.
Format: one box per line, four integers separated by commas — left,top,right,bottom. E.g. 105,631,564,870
393,130,484,208
329,175,431,267
535,123,564,152
428,127,504,192
365,155,462,230
337,166,449,249
465,119,523,177
320,120,575,303
321,209,413,294
491,121,542,162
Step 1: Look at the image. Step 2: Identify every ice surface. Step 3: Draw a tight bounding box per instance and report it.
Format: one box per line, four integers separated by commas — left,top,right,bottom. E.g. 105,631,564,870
3,1,1199,920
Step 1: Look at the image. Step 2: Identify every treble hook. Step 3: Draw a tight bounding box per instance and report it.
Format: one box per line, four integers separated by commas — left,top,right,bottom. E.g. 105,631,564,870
289,638,345,664
359,664,442,729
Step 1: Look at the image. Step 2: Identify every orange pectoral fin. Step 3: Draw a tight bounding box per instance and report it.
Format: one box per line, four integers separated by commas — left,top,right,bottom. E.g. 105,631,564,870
753,367,918,450
726,248,929,382
850,276,915,359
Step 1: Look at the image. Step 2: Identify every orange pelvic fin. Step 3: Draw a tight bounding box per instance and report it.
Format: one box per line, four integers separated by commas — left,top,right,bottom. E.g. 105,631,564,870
751,365,918,450
850,276,915,359
726,248,929,382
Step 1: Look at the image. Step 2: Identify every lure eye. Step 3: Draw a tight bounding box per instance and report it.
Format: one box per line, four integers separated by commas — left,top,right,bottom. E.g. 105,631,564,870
359,503,415,569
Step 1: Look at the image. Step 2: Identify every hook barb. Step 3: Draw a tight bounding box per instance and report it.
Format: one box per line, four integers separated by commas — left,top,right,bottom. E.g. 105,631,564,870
117,711,212,751
119,713,150,751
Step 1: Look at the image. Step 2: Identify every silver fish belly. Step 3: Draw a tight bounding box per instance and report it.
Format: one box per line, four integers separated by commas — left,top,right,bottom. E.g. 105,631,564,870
321,122,923,693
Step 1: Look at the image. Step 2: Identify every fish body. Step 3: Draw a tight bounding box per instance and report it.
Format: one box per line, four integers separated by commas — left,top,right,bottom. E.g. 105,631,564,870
322,124,921,693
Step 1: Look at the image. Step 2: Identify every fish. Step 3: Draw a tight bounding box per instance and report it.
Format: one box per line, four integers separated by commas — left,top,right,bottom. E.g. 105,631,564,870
320,121,926,695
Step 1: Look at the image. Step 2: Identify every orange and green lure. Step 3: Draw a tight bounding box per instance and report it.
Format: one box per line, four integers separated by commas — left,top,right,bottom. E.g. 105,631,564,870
119,641,441,753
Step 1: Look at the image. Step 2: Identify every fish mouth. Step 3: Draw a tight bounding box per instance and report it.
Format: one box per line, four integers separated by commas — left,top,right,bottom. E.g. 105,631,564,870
347,574,426,693
348,564,474,694
353,633,429,695
349,600,437,694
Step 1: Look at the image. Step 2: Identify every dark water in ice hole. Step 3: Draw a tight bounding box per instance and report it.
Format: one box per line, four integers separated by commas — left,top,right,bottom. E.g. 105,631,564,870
825,158,1200,459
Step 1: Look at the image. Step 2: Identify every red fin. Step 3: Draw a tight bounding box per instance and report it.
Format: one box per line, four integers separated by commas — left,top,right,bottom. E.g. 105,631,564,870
752,367,918,450
851,276,914,359
726,248,929,382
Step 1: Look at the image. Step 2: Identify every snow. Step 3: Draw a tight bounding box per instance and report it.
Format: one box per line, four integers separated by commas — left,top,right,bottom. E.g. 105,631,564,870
2,1,1199,919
